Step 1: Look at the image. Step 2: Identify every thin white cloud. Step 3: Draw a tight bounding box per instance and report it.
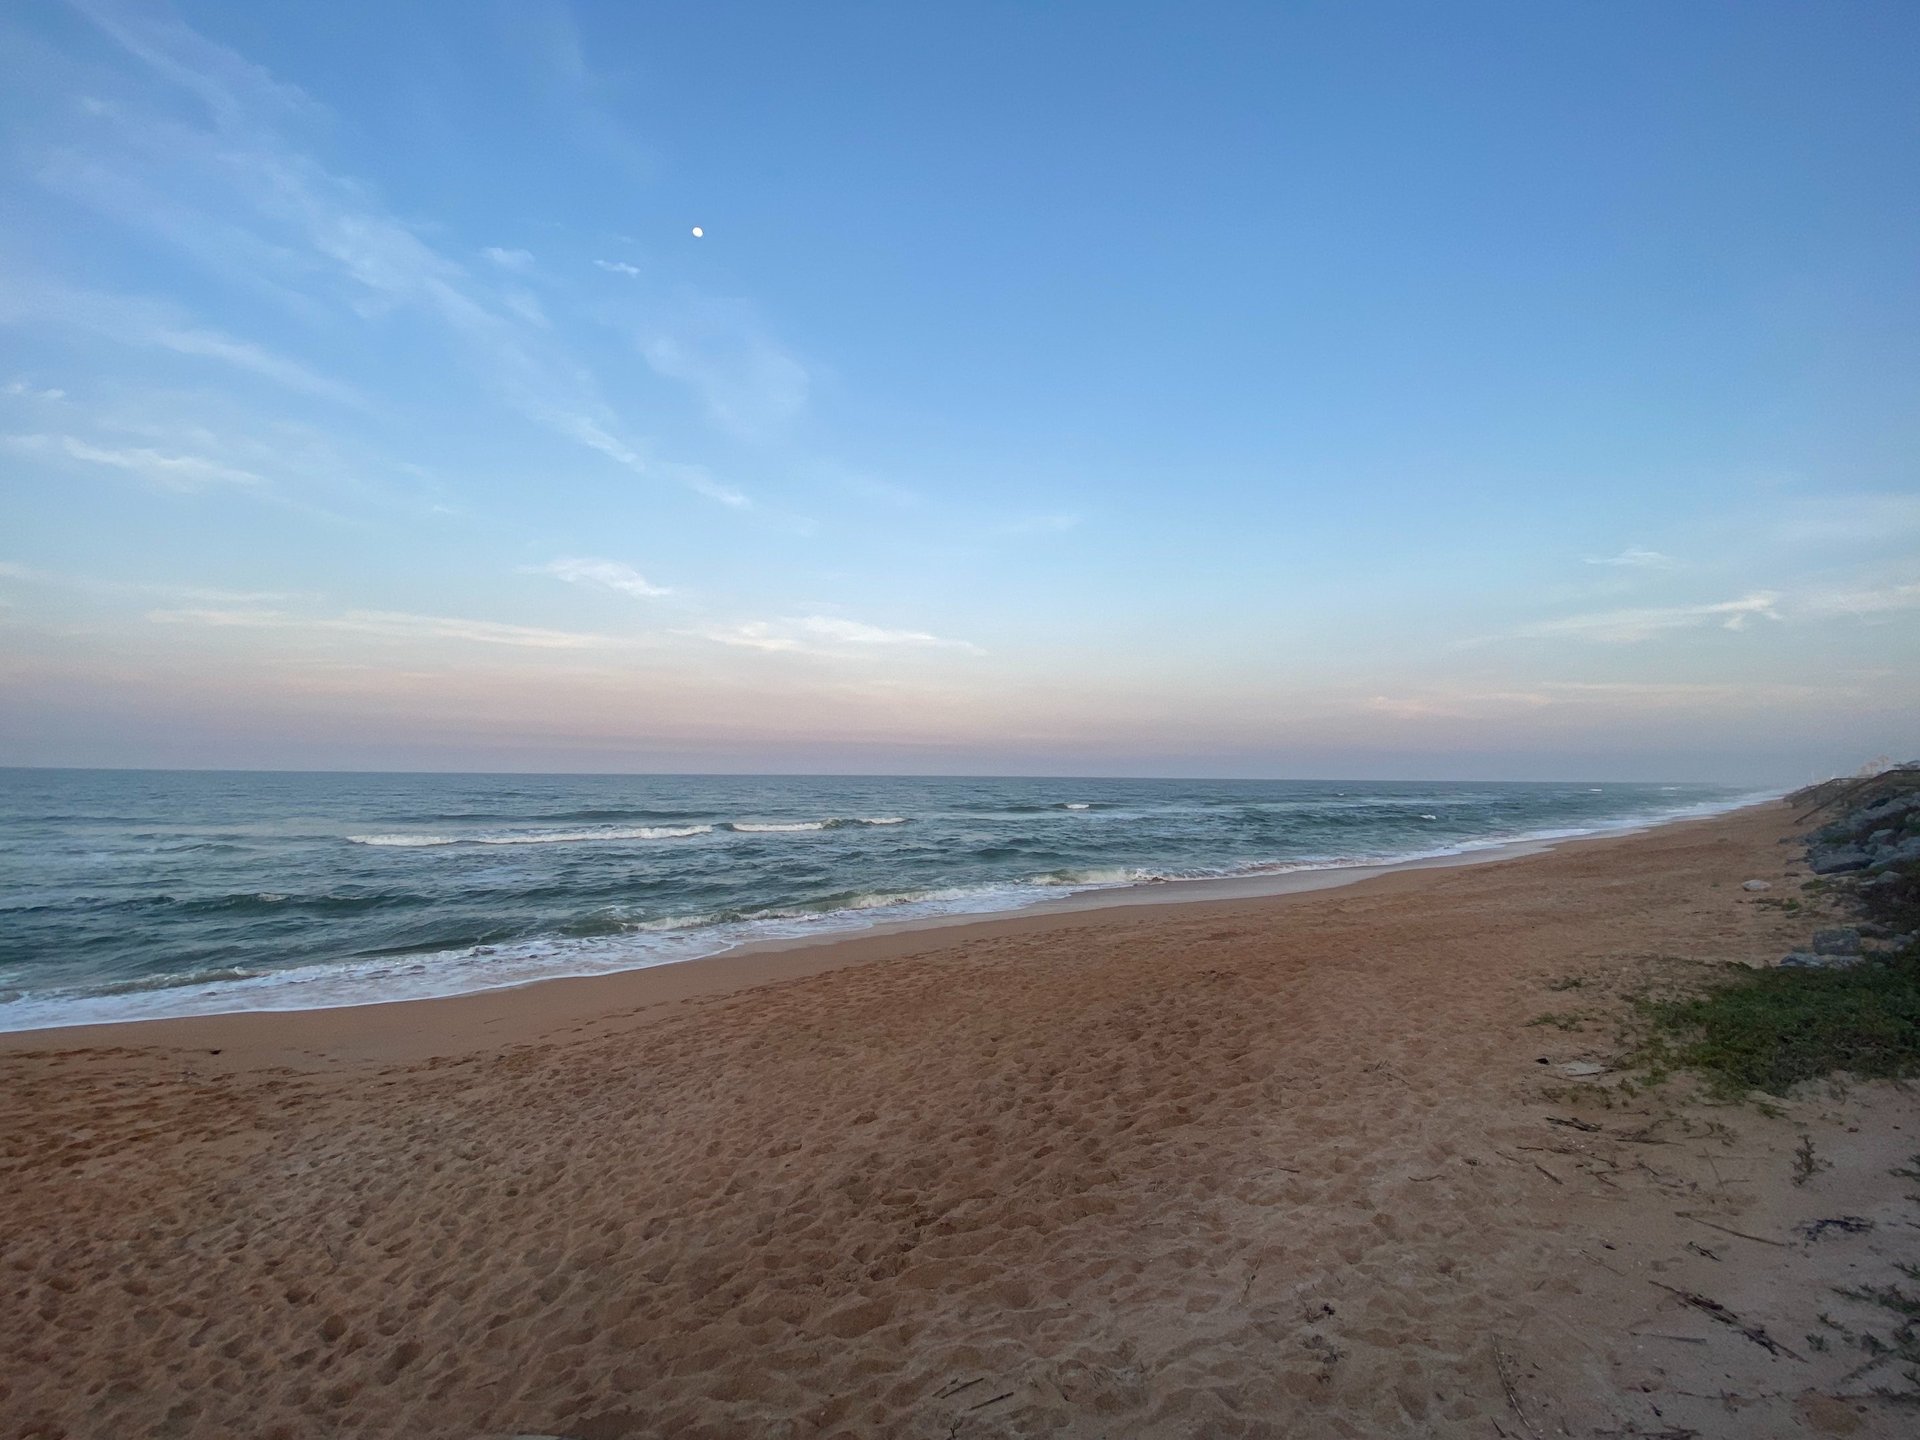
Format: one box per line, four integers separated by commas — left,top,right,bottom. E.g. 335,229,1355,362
6,432,264,491
1492,576,1920,647
148,583,293,604
49,4,746,509
499,289,549,328
699,615,983,656
1500,593,1784,645
1583,547,1674,569
639,297,810,440
1363,691,1552,720
0,562,287,603
541,413,749,509
533,557,670,599
594,259,642,278
146,606,606,649
0,277,360,406
3,380,67,402
1768,493,1920,548
1537,680,1842,704
482,246,534,271
1800,580,1920,618
1361,676,1846,721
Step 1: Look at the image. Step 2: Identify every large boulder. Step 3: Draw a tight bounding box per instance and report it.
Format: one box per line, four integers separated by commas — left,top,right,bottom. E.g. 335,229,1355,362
1809,844,1872,874
1812,927,1861,955
1855,792,1920,828
1867,834,1920,871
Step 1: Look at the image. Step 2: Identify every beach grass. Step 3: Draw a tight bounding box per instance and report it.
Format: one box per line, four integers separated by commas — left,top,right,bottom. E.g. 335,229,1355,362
1635,946,1920,1098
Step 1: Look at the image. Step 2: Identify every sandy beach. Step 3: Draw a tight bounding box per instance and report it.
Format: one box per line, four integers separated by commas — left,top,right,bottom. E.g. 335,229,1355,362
4,798,1916,1439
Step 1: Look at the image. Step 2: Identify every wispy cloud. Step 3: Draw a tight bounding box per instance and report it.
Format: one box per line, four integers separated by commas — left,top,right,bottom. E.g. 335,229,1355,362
638,296,810,440
1583,546,1674,569
48,1,745,508
1503,593,1783,644
533,556,670,598
6,432,264,491
543,413,748,508
3,380,68,402
1800,580,1920,618
1767,493,1920,548
1491,573,1920,647
0,561,287,604
146,606,606,649
482,246,534,271
594,259,642,278
0,275,361,406
1363,690,1551,720
699,615,983,656
1362,677,1843,720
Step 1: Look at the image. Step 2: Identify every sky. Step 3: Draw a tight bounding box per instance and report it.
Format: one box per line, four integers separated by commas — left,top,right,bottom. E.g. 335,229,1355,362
0,0,1916,783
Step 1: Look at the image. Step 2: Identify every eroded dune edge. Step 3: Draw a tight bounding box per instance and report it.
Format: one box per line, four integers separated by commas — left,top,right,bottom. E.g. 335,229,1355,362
4,799,1915,1439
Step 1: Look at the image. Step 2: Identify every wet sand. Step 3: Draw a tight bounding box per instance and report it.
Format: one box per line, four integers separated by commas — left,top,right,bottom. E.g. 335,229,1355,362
3,799,1915,1438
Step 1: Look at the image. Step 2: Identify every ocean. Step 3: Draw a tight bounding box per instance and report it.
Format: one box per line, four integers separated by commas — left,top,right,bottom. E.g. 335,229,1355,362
0,769,1764,1030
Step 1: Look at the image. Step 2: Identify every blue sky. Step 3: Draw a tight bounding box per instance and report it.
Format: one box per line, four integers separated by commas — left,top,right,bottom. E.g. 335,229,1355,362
1,0,1916,781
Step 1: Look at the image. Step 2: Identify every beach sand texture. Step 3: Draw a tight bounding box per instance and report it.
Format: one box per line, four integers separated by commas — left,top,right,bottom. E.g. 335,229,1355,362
3,801,1915,1438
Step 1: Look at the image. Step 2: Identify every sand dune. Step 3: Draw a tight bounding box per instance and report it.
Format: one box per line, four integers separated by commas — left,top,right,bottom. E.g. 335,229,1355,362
3,802,1914,1437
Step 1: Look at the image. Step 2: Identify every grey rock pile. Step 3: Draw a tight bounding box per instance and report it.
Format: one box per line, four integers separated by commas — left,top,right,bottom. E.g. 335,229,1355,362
1775,765,1920,970
1806,788,1920,874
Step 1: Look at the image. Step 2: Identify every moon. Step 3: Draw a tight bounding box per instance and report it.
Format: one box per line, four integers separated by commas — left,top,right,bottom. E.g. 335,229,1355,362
691,226,704,238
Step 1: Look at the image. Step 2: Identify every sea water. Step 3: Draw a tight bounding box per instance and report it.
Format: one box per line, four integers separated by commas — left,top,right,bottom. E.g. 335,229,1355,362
0,770,1765,1030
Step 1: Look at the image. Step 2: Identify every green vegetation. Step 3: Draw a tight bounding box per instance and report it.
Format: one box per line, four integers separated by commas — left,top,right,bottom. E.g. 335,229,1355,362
1526,1009,1587,1031
1835,1281,1920,1406
1793,1134,1830,1185
1630,766,1920,1099
1634,950,1920,1097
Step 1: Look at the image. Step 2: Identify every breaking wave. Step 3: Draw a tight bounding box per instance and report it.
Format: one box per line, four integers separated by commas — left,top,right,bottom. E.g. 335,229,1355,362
348,825,715,848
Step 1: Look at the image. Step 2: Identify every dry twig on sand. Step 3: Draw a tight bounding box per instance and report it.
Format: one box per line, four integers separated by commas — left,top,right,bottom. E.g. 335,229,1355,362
1493,1343,1543,1440
1647,1281,1806,1361
1675,1211,1790,1248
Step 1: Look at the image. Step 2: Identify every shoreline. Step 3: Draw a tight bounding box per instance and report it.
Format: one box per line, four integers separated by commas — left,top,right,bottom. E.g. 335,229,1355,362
8,792,1917,1438
0,796,1774,1064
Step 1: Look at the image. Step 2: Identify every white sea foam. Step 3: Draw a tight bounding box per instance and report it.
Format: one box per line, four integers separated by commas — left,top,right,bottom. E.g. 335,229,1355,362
348,824,713,847
727,816,908,833
349,816,910,846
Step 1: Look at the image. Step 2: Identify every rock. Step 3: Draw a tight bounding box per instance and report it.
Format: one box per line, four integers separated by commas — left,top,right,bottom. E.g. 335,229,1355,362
1780,952,1864,970
1809,845,1872,874
1741,879,1773,892
1855,793,1920,828
1867,834,1920,870
1557,1060,1608,1077
1812,927,1861,955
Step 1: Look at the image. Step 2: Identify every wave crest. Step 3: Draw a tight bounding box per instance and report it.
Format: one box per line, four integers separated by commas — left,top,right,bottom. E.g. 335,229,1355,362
348,824,713,848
